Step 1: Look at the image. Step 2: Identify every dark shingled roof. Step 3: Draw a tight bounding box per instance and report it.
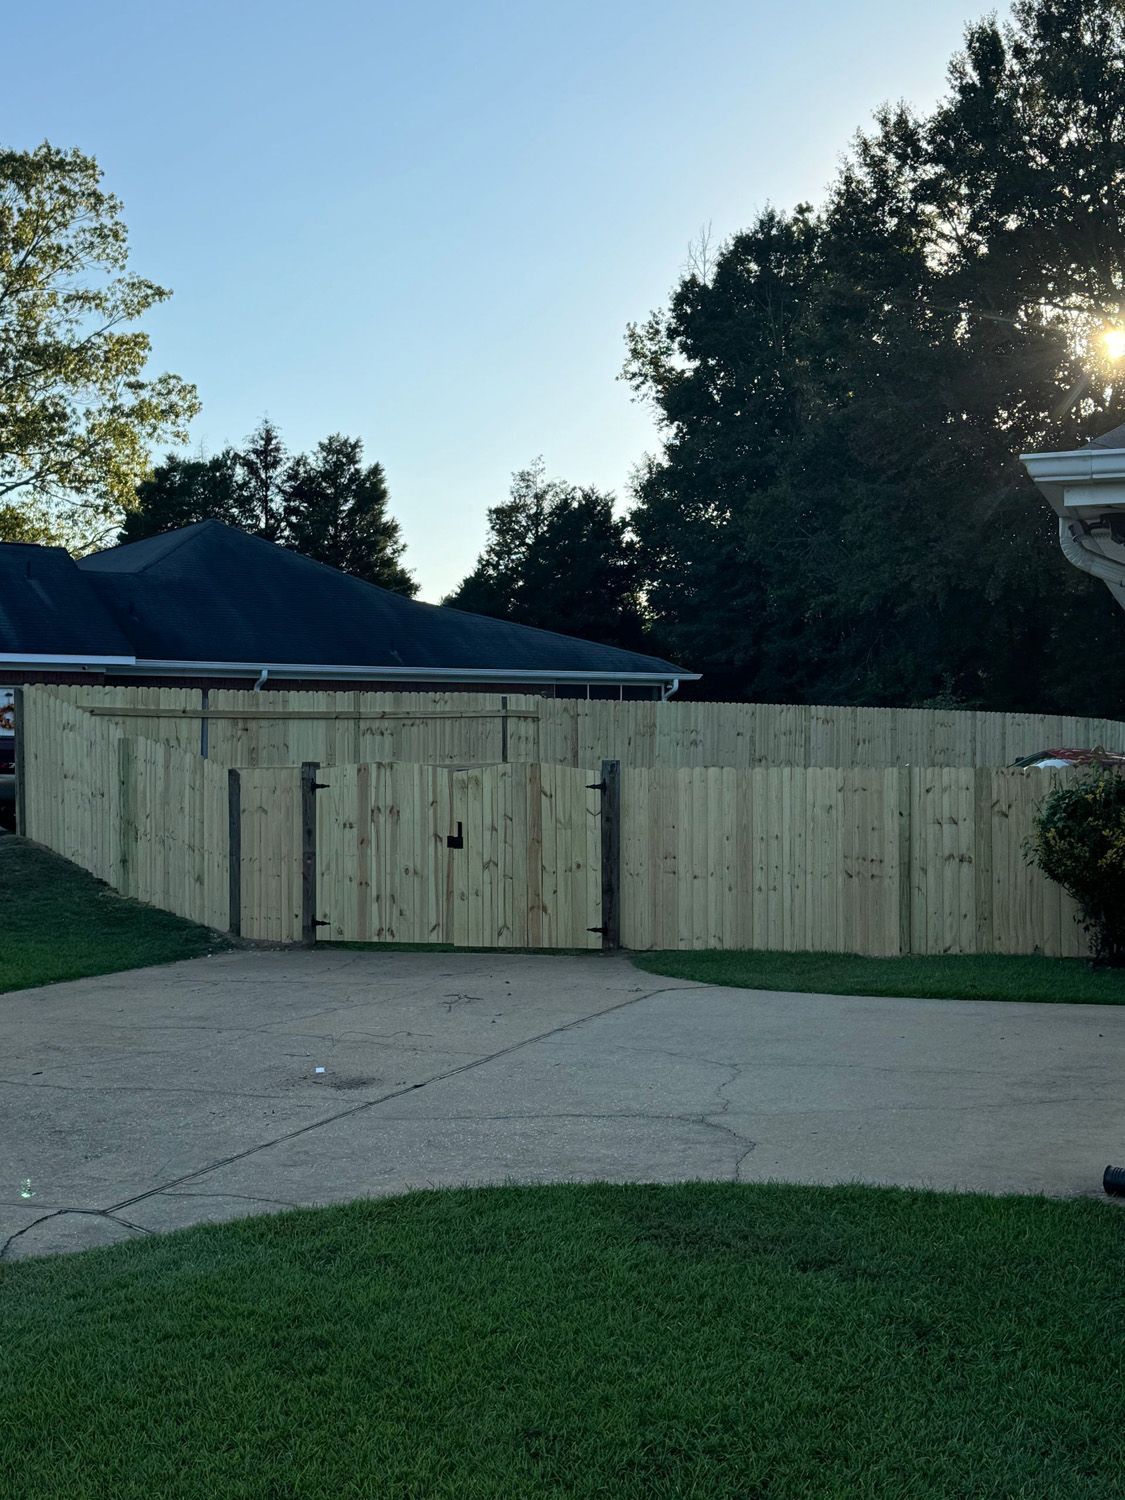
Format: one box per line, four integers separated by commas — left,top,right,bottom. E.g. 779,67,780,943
0,543,134,659
2,521,686,680
1088,420,1125,450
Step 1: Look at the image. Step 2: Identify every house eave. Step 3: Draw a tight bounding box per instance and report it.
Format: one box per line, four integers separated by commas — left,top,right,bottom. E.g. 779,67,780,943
108,658,701,687
0,654,698,689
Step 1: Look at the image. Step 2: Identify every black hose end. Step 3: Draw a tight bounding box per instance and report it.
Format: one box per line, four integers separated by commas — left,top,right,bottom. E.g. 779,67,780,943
1103,1165,1125,1197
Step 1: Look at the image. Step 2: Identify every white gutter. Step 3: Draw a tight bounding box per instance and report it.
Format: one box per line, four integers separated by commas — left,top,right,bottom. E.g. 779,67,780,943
1020,449,1125,483
114,659,700,687
0,653,136,667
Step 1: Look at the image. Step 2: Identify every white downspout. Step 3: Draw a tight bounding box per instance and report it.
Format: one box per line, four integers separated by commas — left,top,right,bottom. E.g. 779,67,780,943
661,677,680,702
1057,518,1125,606
253,667,269,692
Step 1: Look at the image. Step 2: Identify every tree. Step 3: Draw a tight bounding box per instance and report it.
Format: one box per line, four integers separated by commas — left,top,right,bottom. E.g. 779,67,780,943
0,143,199,546
238,418,286,540
625,0,1125,713
446,458,644,648
120,451,248,542
120,427,418,594
281,434,417,594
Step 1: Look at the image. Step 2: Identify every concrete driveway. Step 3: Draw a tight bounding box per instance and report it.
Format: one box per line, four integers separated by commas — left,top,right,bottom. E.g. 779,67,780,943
2,949,1124,1259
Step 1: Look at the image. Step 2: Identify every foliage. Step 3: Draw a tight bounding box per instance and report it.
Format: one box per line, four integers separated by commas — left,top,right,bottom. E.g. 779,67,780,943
1027,770,1125,962
282,434,415,592
2,1183,1121,1498
120,451,249,542
121,422,417,594
625,0,1125,712
446,458,644,648
0,143,199,547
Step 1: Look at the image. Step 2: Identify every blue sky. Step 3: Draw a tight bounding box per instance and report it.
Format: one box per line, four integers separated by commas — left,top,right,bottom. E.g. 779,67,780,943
8,0,990,597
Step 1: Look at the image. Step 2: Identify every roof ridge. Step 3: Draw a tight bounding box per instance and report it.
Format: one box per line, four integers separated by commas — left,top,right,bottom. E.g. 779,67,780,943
89,519,220,573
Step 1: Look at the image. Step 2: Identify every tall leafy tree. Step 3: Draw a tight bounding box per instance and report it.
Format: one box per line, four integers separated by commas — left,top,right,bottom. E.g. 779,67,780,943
626,0,1125,713
0,143,199,546
281,434,417,594
446,458,644,648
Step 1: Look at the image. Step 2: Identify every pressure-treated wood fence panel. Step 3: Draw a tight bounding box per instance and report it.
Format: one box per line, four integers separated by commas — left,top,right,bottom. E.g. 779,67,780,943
621,767,904,955
236,768,302,942
541,700,1125,770
620,765,1085,957
22,687,229,928
202,690,544,768
315,761,601,948
50,684,202,752
53,684,1125,770
22,686,123,884
118,737,230,929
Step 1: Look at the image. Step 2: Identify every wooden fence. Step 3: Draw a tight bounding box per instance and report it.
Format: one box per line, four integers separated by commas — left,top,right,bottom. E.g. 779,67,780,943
47,685,1125,770
19,687,1087,956
316,762,602,948
620,766,1084,957
20,688,230,930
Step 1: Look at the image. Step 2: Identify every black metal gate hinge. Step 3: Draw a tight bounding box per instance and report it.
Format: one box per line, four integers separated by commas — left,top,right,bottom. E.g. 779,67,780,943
586,780,607,794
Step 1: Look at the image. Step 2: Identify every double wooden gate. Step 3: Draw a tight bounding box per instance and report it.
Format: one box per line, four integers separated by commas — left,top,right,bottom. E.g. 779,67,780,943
233,760,611,949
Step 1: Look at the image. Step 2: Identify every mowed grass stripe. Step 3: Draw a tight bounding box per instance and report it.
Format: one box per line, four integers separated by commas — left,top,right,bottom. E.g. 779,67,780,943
1,1182,1122,1499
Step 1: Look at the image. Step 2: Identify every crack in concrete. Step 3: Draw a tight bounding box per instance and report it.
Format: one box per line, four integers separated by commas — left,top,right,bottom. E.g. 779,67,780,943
94,985,700,1220
0,1206,152,1261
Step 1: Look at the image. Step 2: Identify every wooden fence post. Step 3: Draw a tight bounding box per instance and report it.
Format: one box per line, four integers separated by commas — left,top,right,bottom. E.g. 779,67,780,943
600,758,622,950
500,695,509,763
12,686,26,836
301,761,320,946
227,768,242,937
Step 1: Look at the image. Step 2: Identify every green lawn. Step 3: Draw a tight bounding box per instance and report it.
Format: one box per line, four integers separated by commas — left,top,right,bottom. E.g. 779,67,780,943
1,1183,1121,1498
0,836,227,993
633,947,1125,1004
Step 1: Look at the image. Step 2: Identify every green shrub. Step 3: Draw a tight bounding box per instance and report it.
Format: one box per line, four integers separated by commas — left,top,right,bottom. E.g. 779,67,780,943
1027,770,1125,964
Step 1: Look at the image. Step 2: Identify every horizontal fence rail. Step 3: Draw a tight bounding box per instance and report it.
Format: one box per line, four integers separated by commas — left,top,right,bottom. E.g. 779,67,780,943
20,687,1088,957
49,684,1125,770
